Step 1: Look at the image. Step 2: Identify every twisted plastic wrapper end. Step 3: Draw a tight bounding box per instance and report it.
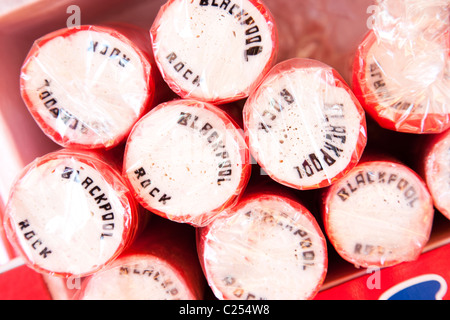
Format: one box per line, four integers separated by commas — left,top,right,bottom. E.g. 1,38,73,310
352,0,450,134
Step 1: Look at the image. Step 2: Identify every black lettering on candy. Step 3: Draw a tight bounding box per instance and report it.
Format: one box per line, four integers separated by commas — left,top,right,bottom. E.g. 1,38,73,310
166,52,177,64
118,265,180,297
88,40,131,67
258,93,349,181
158,194,172,205
17,219,52,259
141,179,151,188
336,169,421,208
174,62,184,72
177,112,234,185
347,181,357,193
355,173,365,187
166,52,201,87
198,0,264,61
369,62,407,104
257,210,317,270
245,46,263,61
258,89,295,130
337,188,350,201
354,243,388,257
38,81,89,134
373,80,385,90
133,167,172,204
61,166,117,239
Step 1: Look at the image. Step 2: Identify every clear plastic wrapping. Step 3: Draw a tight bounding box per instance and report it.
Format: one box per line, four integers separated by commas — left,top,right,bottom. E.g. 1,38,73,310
76,216,205,300
321,157,434,268
352,0,450,134
244,58,367,190
20,23,156,150
197,189,328,300
420,128,450,220
3,149,142,278
4,0,449,301
150,0,278,104
123,98,251,227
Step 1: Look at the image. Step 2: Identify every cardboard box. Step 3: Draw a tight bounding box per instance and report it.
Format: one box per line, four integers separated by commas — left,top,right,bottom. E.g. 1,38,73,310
315,213,450,300
315,242,450,300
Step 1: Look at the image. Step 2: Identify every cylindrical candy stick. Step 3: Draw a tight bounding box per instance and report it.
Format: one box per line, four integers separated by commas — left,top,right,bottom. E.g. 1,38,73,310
244,58,367,190
352,29,449,134
321,157,434,268
123,98,251,227
76,216,205,300
197,190,328,300
20,24,156,150
3,149,141,278
150,0,278,104
419,129,450,220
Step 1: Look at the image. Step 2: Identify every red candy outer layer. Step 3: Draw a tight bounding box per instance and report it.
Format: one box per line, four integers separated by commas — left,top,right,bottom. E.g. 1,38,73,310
419,129,450,220
244,58,367,190
197,187,328,300
352,30,450,134
3,149,142,278
150,0,278,105
76,216,205,300
123,99,251,227
321,156,434,268
20,24,156,150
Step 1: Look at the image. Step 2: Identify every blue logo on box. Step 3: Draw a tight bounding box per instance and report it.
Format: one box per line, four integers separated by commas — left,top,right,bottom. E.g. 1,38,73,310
379,274,447,300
